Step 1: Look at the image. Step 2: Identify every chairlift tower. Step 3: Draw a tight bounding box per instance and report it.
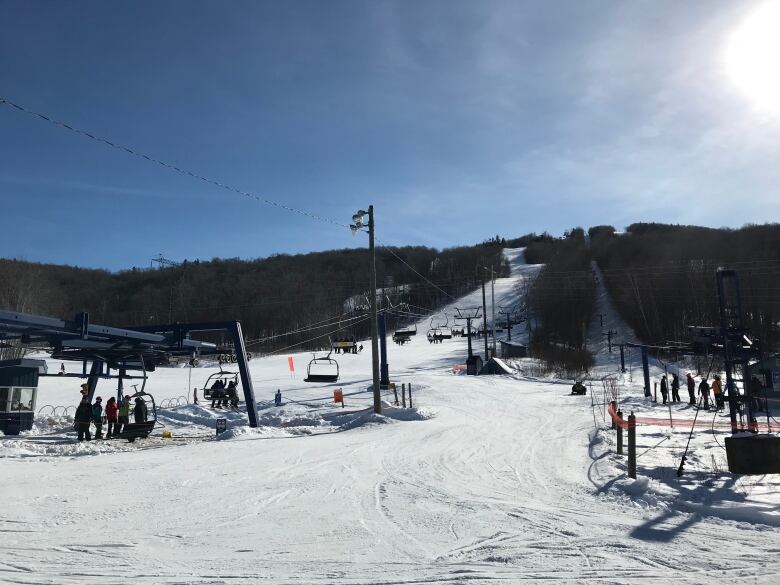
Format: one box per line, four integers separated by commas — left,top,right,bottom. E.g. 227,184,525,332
151,253,180,269
456,307,483,374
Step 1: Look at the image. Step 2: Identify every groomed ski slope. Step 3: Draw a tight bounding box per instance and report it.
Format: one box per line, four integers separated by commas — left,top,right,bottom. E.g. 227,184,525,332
2,249,779,584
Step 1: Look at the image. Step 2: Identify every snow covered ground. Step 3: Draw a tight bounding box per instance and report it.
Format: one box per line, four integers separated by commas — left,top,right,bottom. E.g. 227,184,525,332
2,249,779,584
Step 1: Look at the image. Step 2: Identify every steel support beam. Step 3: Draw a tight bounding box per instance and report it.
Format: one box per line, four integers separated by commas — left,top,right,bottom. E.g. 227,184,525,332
229,322,258,428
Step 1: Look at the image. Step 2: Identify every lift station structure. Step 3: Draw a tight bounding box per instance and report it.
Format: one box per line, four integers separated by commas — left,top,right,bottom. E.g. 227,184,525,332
0,310,259,433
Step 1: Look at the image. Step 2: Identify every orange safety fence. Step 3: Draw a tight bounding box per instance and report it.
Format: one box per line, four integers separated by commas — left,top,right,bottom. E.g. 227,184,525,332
606,402,780,433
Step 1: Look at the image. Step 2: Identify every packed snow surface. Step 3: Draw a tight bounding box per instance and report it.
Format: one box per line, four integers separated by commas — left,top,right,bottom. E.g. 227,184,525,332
1,248,779,584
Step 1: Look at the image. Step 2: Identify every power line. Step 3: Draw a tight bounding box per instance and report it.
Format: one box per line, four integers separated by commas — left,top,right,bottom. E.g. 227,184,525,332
0,95,349,229
376,242,456,301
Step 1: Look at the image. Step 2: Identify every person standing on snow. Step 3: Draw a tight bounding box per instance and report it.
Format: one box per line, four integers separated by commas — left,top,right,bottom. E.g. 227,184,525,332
104,396,118,438
686,373,696,405
698,378,710,409
133,397,147,423
92,396,104,439
660,375,669,404
74,395,92,442
116,395,131,436
711,375,724,410
671,374,681,403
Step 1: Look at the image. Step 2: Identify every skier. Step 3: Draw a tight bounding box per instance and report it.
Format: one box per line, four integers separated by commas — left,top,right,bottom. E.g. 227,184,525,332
698,378,710,409
274,389,282,407
660,375,669,405
133,397,148,423
686,373,696,405
116,395,131,436
226,381,239,408
671,373,681,402
92,396,104,439
711,375,724,410
74,395,92,442
104,396,118,439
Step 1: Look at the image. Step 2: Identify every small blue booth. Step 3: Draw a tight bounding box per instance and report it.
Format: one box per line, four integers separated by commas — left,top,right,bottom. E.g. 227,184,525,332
0,359,47,435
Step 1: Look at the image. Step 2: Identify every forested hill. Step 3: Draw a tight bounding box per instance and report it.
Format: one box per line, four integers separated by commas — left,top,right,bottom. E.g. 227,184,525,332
0,241,510,354
522,223,780,374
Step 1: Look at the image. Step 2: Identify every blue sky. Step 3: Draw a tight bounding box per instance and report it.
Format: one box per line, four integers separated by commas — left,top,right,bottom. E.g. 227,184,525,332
1,0,778,270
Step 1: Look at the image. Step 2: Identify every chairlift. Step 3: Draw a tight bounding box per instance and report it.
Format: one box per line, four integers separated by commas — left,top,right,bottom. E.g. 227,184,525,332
392,332,410,345
304,352,340,383
120,385,157,443
427,328,445,343
395,323,417,336
203,369,239,399
331,337,358,354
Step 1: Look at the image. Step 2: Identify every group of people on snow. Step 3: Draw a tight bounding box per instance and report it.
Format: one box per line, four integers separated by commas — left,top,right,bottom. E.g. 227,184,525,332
73,384,148,441
658,372,770,413
658,372,725,410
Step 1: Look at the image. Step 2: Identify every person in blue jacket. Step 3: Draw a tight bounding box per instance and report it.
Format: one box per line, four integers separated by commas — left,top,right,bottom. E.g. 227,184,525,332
92,396,104,439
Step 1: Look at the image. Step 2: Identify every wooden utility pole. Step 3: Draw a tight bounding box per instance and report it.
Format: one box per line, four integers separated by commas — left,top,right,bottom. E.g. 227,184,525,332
368,205,381,414
481,274,489,360
490,265,496,358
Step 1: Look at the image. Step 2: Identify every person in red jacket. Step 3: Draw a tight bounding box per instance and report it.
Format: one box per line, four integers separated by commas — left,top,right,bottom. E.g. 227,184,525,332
104,396,119,438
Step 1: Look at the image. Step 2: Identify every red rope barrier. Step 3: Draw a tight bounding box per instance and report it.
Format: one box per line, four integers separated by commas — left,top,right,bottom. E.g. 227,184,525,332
606,403,778,433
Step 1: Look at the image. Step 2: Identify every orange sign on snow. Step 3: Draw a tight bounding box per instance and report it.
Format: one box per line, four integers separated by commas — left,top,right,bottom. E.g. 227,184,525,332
288,356,295,372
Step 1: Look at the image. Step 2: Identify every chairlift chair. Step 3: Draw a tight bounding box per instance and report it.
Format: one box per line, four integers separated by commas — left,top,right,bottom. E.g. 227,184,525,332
120,389,157,443
395,323,417,336
304,352,340,383
392,332,410,345
203,369,239,399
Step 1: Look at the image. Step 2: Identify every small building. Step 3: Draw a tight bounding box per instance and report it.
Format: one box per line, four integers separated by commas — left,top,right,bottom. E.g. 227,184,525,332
745,354,780,399
500,340,528,359
0,358,47,435
479,357,514,375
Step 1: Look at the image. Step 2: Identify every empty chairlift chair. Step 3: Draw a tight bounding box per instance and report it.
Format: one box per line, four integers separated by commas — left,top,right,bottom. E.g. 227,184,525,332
304,352,340,383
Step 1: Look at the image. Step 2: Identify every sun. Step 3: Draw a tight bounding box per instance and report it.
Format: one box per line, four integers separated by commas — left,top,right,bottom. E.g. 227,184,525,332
725,0,780,113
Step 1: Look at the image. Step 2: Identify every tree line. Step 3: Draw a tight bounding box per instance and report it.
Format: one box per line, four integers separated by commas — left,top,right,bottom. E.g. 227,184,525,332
0,242,507,356
520,222,780,375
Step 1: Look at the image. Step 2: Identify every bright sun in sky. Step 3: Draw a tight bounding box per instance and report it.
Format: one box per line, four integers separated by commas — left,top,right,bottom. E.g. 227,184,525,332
726,0,780,113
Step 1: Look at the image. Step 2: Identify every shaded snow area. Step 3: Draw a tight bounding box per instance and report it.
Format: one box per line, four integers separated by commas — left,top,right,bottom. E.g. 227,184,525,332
2,248,779,584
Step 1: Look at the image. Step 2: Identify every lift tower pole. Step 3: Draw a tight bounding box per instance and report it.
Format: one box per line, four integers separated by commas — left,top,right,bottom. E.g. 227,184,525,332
351,206,381,414
481,273,489,360
368,206,381,414
489,265,497,357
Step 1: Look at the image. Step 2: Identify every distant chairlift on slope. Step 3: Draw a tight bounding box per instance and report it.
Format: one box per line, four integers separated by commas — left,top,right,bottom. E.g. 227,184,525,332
395,323,417,337
304,351,340,383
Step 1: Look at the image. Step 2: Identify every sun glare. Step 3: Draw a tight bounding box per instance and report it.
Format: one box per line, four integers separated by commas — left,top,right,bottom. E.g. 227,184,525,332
726,1,780,113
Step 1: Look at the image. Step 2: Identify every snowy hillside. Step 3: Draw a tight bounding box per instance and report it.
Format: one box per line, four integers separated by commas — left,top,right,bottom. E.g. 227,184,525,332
2,248,779,584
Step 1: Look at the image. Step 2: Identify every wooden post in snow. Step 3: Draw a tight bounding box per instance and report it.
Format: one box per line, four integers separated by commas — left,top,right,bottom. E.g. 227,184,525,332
628,412,637,479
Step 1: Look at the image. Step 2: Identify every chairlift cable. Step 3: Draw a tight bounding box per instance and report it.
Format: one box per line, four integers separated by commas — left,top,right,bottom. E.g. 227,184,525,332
0,95,349,229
